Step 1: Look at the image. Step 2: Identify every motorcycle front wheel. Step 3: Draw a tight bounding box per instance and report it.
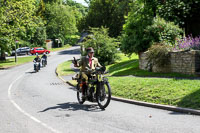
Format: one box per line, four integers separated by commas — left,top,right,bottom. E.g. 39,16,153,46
77,84,85,104
96,81,111,109
35,66,38,72
42,61,44,67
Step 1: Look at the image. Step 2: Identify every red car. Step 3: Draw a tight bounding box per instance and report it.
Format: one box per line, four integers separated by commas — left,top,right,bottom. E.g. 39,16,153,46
30,47,50,55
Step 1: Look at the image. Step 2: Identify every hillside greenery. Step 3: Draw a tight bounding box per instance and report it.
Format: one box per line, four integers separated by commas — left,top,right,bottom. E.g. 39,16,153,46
0,0,87,60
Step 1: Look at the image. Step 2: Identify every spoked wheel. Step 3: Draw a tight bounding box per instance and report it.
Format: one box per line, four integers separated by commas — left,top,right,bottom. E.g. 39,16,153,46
96,81,111,109
77,84,85,104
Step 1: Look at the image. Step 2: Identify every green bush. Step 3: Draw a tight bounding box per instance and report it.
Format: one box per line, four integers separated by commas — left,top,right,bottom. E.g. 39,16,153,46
145,16,183,46
146,43,170,68
81,27,119,65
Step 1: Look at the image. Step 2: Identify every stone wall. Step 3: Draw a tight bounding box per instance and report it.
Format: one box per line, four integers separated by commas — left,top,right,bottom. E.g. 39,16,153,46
139,50,200,75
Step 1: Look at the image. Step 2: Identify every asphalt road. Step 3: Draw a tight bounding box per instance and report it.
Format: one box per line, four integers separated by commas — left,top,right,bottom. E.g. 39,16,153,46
1,46,200,133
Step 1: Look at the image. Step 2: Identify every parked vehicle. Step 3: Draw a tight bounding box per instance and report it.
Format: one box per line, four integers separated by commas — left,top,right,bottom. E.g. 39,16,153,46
30,47,50,55
74,66,111,109
11,47,30,56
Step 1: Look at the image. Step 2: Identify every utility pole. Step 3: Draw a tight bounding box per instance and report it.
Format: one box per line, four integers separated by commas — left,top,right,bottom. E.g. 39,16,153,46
15,40,18,62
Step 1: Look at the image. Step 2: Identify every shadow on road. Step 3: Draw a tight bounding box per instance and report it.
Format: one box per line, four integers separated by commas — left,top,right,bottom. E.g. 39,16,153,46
25,71,36,74
25,71,37,74
68,86,77,92
168,111,186,115
39,102,103,113
58,48,80,55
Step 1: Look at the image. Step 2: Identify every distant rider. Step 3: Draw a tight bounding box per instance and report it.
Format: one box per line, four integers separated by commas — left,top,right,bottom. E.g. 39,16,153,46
33,54,41,70
41,53,47,65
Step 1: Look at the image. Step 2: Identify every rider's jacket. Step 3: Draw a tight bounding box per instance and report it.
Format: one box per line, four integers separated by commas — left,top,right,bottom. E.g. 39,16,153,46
77,55,101,72
42,55,47,60
34,57,41,62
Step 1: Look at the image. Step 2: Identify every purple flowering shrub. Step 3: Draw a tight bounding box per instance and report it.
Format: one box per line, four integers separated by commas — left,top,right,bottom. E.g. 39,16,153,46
174,35,200,51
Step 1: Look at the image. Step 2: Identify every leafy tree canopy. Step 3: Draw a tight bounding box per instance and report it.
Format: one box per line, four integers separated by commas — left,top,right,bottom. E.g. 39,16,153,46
0,0,42,58
81,27,119,65
120,0,183,55
144,0,200,36
44,3,78,46
78,0,132,37
145,0,200,25
63,0,88,16
43,0,62,4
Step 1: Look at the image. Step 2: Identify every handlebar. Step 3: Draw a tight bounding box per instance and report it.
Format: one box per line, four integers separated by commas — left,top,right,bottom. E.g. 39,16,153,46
85,67,107,74
33,60,40,63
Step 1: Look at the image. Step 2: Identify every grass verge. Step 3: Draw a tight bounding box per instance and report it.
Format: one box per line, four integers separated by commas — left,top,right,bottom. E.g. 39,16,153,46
0,56,35,68
108,76,200,110
56,60,75,76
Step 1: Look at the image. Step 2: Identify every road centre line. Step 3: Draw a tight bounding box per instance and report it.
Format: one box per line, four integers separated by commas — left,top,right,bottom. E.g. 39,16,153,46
8,68,60,133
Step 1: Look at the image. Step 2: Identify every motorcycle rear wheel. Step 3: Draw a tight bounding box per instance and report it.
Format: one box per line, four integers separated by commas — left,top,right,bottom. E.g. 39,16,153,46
96,81,111,109
42,60,46,67
77,84,85,104
35,66,38,72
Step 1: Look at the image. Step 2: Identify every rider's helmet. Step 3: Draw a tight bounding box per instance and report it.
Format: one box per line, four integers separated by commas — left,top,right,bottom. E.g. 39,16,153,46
86,47,94,53
43,52,46,55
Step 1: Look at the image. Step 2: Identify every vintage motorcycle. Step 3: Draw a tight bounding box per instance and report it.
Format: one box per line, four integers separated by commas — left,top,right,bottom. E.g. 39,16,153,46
41,58,47,67
74,66,111,109
34,61,40,72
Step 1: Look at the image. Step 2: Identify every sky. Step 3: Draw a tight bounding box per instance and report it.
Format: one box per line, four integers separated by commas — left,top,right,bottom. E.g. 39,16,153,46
73,0,88,6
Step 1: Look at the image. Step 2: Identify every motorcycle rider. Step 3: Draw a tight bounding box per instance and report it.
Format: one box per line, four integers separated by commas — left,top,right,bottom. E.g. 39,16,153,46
33,54,41,70
41,52,47,66
74,47,102,96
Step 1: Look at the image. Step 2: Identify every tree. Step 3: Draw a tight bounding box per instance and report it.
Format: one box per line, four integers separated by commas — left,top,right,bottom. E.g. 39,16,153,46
144,0,200,36
44,3,78,46
0,0,41,60
81,27,119,65
120,0,183,55
84,0,91,5
63,0,88,16
36,0,45,18
31,18,47,47
43,0,62,4
78,0,132,37
120,0,154,55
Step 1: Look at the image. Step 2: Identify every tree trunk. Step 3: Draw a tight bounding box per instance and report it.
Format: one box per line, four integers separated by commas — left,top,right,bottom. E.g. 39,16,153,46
0,52,6,61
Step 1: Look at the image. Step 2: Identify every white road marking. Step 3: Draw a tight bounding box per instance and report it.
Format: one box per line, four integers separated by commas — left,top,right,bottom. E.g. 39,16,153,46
8,68,60,133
